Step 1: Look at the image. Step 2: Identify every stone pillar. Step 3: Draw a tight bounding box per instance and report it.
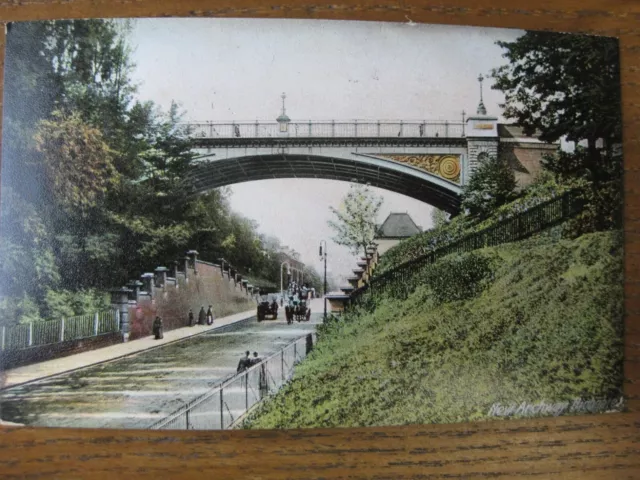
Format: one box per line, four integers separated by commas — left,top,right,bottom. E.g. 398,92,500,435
111,287,133,342
183,256,190,283
141,273,155,298
154,266,169,289
126,280,143,302
173,260,180,279
187,250,199,275
465,114,499,184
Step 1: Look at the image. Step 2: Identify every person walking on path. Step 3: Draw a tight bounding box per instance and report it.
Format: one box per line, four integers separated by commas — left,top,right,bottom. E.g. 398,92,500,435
206,305,214,325
188,309,195,327
250,351,262,366
152,316,164,340
198,306,206,326
237,351,251,373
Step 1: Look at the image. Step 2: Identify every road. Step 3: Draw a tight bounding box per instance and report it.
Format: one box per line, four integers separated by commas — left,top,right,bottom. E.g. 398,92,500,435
0,312,321,429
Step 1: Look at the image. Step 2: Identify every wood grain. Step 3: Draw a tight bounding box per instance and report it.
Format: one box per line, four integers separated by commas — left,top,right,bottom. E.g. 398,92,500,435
0,1,639,478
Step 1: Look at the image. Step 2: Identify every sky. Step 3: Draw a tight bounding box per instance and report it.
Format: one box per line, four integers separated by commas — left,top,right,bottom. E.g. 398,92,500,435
126,18,524,282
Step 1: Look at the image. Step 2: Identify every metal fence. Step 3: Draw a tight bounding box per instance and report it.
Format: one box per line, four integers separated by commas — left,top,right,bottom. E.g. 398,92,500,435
183,120,466,139
1,310,120,351
349,190,584,307
149,333,315,430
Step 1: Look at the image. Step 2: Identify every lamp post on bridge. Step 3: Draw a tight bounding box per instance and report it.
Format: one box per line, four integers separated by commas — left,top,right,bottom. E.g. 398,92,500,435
319,240,328,322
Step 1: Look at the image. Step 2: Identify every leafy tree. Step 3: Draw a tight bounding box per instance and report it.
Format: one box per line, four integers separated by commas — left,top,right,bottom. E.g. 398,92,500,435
34,110,118,214
492,31,623,233
491,31,621,153
328,183,383,256
461,156,517,218
431,208,450,229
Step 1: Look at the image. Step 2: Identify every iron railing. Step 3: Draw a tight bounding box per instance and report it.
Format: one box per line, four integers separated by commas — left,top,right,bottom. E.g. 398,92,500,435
349,190,583,307
183,120,466,139
0,310,120,351
149,332,316,430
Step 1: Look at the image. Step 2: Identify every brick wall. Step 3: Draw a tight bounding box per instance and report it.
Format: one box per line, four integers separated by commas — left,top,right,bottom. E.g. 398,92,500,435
128,264,256,340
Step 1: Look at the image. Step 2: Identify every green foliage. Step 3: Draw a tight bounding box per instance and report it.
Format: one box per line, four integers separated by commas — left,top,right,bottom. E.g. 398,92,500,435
420,252,495,304
461,155,517,219
243,231,623,429
0,20,287,325
34,110,118,213
328,183,383,256
376,175,576,274
430,208,449,229
491,31,621,146
43,289,110,321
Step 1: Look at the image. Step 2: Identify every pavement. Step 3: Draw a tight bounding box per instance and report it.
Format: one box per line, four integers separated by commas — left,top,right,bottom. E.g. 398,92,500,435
0,297,326,429
0,307,259,390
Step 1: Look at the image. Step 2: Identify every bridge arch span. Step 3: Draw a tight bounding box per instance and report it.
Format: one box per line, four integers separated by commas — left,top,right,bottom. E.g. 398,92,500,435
187,153,463,213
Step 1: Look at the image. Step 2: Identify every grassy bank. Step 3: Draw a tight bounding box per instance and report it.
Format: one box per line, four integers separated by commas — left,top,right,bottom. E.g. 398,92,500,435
243,231,624,429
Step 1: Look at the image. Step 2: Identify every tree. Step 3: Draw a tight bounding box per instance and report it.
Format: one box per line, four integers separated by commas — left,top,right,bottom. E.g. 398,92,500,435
328,183,383,256
34,110,118,214
491,31,623,232
461,156,517,218
491,31,621,152
431,208,450,229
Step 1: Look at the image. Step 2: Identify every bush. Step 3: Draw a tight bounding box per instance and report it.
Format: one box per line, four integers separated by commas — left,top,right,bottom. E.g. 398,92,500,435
422,252,495,304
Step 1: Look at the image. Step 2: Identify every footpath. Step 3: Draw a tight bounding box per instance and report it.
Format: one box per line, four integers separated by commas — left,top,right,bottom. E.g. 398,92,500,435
0,308,257,390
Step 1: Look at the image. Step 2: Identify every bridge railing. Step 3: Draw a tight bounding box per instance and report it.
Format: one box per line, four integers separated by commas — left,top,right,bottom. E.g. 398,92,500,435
183,120,465,139
148,332,315,430
0,310,120,351
349,190,584,307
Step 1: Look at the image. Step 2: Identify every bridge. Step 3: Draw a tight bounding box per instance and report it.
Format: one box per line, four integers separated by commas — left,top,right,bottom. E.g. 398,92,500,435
179,92,535,214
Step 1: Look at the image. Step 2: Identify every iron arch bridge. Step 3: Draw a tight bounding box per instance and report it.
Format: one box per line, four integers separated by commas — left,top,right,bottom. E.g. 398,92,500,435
183,119,502,214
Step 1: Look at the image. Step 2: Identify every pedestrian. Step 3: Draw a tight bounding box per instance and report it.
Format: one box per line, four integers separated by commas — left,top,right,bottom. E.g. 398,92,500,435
251,351,262,366
153,316,164,340
188,309,194,327
198,306,206,325
206,305,214,325
237,351,251,373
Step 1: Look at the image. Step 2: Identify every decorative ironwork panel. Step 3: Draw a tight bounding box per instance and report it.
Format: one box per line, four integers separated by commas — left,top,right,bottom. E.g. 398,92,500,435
377,154,461,183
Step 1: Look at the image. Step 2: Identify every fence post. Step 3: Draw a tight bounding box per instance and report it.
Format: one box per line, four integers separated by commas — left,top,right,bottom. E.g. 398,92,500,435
94,312,99,336
281,349,285,383
220,388,224,429
294,342,297,363
116,309,121,331
245,374,249,412
60,318,65,342
1,326,5,351
186,409,191,430
28,322,33,347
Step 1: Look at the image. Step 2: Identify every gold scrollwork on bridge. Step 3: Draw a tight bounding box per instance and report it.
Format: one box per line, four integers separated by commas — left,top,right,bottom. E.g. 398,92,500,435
377,154,461,183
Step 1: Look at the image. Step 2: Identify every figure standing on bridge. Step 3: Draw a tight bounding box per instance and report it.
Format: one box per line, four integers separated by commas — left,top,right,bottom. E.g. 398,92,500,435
206,305,214,325
419,124,424,137
188,309,195,327
198,306,206,325
234,125,241,137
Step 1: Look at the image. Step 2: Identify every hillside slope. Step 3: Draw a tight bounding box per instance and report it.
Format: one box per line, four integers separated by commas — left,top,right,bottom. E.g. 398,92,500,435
244,231,624,429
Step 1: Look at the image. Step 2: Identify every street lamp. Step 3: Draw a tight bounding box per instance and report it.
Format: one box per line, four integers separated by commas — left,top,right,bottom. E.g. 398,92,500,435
319,240,328,322
280,261,290,300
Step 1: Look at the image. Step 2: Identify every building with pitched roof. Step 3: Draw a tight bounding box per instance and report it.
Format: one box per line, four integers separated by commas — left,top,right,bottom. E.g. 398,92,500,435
374,212,423,255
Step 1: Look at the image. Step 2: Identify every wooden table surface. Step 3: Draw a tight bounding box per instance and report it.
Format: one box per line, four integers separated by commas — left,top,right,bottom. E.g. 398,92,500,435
0,0,639,478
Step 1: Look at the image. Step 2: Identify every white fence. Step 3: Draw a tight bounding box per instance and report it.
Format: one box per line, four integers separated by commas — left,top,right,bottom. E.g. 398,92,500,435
149,333,315,430
1,310,120,351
